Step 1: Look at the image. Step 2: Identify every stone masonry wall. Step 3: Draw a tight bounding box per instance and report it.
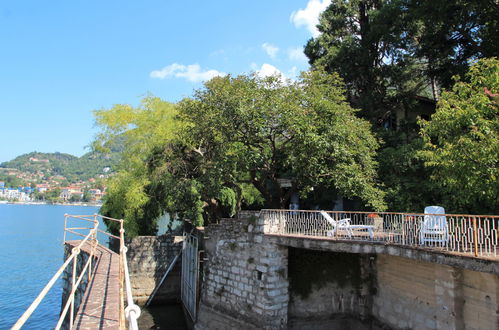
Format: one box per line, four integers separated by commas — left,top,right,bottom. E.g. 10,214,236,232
373,254,499,330
196,217,289,329
195,216,498,329
126,235,183,305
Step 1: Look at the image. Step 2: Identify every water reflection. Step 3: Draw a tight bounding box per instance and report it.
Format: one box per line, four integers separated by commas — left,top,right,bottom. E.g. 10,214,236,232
138,304,187,330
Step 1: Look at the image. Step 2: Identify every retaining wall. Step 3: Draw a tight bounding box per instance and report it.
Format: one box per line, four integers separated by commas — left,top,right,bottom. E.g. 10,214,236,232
196,217,499,329
126,235,183,305
196,217,288,329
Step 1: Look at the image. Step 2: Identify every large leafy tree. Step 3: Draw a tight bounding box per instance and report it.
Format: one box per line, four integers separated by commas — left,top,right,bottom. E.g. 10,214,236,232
93,96,180,236
304,0,428,122
419,58,498,214
148,70,385,226
305,0,498,213
305,0,498,120
95,71,386,232
402,0,499,92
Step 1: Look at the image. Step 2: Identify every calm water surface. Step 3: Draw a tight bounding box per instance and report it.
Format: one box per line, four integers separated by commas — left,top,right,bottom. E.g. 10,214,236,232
0,204,100,329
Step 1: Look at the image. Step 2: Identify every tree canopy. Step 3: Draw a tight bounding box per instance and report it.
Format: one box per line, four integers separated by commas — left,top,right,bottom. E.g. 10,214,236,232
93,96,180,236
305,0,498,121
419,58,498,214
305,0,498,213
95,71,386,234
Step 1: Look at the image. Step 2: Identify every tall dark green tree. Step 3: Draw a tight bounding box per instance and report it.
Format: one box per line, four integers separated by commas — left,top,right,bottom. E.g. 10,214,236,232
305,0,428,122
305,0,498,212
305,0,499,121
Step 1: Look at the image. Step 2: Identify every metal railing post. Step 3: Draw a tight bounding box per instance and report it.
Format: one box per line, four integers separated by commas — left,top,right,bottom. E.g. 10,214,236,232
119,219,125,328
70,248,77,329
63,214,68,244
473,217,479,257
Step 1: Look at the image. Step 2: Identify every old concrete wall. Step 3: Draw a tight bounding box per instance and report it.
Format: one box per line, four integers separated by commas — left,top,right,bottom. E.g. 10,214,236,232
196,217,289,330
287,248,375,321
462,268,499,329
373,254,499,330
126,235,183,305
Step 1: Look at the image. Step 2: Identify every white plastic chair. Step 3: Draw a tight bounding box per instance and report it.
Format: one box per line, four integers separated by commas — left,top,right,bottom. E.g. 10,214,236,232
320,211,374,239
419,206,448,245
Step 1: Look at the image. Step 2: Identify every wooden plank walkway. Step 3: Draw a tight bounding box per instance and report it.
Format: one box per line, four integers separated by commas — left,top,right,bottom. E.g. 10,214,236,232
66,241,121,329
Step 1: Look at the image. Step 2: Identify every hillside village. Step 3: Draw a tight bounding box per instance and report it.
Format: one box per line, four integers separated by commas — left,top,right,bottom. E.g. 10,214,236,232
0,152,117,203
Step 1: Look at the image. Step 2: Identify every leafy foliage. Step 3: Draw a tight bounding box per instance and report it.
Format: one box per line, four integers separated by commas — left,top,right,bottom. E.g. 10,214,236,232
94,96,180,236
95,71,385,234
145,70,384,227
419,58,498,214
305,0,498,121
305,1,498,213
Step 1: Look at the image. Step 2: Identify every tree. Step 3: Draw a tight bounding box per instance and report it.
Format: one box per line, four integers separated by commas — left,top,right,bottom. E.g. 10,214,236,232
401,0,499,93
305,0,498,120
148,70,385,226
306,0,498,213
93,96,180,236
419,58,498,214
305,0,429,122
95,71,385,234
45,188,61,203
82,190,91,203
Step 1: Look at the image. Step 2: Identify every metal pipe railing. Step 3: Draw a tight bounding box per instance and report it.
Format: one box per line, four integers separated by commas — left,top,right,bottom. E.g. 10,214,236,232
120,222,141,330
261,209,499,258
13,214,141,329
12,215,99,330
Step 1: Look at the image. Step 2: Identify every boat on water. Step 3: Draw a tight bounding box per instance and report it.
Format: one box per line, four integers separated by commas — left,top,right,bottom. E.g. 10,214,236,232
0,200,8,204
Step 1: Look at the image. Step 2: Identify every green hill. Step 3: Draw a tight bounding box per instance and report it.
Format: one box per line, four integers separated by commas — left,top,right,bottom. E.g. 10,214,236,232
0,150,120,183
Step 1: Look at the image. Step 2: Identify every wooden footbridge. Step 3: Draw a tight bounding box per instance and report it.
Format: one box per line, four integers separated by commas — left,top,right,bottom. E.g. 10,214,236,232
12,214,141,330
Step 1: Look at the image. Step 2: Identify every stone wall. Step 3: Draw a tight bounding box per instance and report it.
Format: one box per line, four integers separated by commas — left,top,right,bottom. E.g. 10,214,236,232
195,216,498,329
126,235,183,305
196,217,289,329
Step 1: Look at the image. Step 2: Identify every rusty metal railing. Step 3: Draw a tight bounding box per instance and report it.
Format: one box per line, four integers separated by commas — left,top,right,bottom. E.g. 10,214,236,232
12,214,140,329
261,209,499,258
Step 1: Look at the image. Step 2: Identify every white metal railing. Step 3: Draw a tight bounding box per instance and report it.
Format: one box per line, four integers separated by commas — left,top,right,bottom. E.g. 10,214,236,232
261,209,499,258
12,214,141,329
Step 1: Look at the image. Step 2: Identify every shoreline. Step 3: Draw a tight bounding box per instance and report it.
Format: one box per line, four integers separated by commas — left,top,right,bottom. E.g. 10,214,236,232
0,201,102,207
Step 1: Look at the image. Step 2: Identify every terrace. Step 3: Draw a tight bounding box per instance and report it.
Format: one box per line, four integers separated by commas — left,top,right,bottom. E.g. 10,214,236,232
261,209,499,265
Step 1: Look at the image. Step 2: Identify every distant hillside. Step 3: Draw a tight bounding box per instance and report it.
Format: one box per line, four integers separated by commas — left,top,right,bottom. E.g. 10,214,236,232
0,150,120,183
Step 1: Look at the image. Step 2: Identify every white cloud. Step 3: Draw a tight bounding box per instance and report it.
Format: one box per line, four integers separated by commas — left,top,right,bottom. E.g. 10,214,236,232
290,0,331,37
288,47,308,62
255,63,285,79
261,43,279,59
150,63,226,82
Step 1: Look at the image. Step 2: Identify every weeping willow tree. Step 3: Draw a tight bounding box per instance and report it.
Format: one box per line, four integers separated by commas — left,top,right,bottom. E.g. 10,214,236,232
95,69,385,235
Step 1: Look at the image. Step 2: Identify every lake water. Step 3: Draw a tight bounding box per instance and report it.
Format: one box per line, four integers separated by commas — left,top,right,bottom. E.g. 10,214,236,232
0,204,100,329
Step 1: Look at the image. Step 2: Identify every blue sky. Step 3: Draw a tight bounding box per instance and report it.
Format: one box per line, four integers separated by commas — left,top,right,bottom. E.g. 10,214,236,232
0,0,331,163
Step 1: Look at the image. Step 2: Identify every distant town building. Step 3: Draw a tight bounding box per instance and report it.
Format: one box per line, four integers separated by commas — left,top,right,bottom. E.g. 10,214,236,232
36,183,50,192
